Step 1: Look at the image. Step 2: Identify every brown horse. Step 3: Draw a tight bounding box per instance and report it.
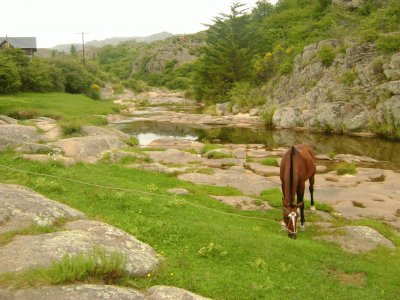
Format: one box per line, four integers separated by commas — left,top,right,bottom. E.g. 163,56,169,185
280,144,316,239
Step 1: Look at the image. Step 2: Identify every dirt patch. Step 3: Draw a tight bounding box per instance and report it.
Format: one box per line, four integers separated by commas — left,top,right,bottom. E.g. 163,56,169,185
330,268,366,286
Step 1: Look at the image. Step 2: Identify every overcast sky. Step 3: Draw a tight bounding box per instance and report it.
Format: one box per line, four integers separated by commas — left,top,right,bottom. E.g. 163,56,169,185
1,0,278,48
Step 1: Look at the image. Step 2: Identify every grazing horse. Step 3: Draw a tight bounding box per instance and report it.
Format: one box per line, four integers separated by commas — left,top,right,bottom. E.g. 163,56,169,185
280,144,316,239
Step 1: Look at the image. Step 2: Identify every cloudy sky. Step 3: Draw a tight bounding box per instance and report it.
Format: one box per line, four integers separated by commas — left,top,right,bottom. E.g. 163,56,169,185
1,0,278,48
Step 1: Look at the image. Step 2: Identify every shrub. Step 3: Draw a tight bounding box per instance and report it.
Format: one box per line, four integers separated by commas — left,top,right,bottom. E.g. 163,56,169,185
205,150,233,159
112,83,124,94
376,34,400,53
201,143,222,155
360,29,379,43
86,83,101,100
0,55,21,94
52,58,92,93
123,79,150,93
60,119,83,136
336,163,357,175
21,57,65,92
123,136,139,147
341,70,357,86
228,82,265,111
262,105,277,128
318,45,336,67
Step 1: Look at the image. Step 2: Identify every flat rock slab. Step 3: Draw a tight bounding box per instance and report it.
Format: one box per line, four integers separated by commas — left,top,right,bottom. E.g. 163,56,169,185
0,184,85,233
2,284,144,300
167,188,191,195
128,163,190,175
178,169,279,195
333,154,378,163
0,220,159,276
0,125,42,150
51,136,127,162
210,196,272,211
314,226,395,253
146,285,211,300
148,138,204,152
0,115,18,124
20,154,76,166
202,158,239,168
314,169,400,220
146,149,204,165
82,126,129,139
0,284,211,300
244,162,280,176
246,149,272,158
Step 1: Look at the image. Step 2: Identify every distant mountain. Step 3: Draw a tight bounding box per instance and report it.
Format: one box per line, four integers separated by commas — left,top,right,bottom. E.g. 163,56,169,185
49,32,173,52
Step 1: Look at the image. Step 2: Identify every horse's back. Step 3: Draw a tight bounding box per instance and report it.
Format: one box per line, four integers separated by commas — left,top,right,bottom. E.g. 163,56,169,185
295,144,316,179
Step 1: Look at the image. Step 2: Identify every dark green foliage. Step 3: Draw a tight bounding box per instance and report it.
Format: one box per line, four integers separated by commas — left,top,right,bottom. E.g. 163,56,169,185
318,45,336,67
0,55,21,94
52,58,93,93
21,57,65,92
86,83,101,100
194,2,254,102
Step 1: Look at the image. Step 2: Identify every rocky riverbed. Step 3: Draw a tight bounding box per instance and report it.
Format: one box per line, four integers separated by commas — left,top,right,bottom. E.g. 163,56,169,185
0,90,399,298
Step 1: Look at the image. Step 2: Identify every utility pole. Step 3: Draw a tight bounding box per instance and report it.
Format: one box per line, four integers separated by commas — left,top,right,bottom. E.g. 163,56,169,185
76,32,88,65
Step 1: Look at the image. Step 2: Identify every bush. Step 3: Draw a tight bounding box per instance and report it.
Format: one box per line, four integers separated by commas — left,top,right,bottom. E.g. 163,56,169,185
60,119,83,136
318,45,336,67
86,83,101,100
21,57,65,92
341,70,357,85
53,58,92,93
201,143,222,155
262,105,277,128
376,34,400,53
123,78,150,93
112,83,124,94
228,82,265,111
123,136,139,147
336,163,357,175
0,55,21,94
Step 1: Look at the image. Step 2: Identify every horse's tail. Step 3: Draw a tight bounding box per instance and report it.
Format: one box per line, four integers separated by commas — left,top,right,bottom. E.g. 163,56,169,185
290,146,295,207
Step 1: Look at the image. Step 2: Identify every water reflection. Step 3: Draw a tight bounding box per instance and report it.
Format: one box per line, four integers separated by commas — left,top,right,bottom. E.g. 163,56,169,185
116,121,400,164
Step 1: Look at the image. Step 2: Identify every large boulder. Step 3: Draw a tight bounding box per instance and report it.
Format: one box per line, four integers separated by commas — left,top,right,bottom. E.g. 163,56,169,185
51,136,127,162
178,169,279,195
0,184,85,233
0,125,42,150
315,226,395,253
0,220,159,276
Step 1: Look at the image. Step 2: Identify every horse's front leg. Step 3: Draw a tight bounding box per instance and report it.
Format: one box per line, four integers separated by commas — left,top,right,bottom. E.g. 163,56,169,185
297,184,305,227
309,174,315,210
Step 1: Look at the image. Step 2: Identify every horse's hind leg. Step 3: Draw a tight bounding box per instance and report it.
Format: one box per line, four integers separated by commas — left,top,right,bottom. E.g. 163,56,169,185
309,174,315,210
297,184,305,227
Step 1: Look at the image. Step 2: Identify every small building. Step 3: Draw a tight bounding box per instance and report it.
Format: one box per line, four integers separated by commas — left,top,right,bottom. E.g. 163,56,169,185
0,37,37,56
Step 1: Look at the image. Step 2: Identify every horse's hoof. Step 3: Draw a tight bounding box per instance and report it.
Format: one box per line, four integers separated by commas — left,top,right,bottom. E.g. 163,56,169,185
310,205,316,211
300,224,305,231
281,220,285,226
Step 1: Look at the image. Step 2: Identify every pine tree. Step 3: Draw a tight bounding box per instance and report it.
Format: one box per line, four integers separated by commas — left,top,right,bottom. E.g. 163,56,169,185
194,2,253,102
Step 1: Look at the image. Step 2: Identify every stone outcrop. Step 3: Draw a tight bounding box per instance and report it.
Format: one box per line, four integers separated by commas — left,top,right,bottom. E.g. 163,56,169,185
178,169,279,195
0,125,43,150
0,184,84,233
0,284,211,300
270,40,400,135
315,226,395,253
50,136,127,163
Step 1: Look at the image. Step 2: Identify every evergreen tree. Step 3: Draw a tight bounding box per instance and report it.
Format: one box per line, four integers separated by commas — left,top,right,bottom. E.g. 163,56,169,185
194,2,253,102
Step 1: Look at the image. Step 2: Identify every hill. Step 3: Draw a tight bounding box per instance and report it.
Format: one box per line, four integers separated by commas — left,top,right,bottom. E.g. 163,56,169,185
49,32,173,52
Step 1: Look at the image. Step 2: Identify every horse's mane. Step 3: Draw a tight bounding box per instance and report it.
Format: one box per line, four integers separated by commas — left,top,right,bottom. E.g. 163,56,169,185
290,145,295,207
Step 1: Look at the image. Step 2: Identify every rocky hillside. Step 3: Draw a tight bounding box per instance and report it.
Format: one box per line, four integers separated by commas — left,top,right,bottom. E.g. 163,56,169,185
130,34,203,75
270,40,400,136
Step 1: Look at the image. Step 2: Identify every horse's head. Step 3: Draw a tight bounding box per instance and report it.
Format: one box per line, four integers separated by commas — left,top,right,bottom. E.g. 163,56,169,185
282,203,300,239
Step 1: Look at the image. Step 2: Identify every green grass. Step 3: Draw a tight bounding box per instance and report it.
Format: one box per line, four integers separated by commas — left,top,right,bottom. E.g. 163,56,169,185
0,152,399,299
0,247,126,288
336,163,357,175
0,93,120,125
200,143,222,155
260,157,279,167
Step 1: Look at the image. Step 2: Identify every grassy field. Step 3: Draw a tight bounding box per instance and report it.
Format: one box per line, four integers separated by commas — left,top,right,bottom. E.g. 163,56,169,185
0,151,399,299
0,93,120,125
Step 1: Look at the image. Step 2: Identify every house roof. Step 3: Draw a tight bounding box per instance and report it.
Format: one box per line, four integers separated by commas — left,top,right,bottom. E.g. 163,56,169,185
0,37,37,49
